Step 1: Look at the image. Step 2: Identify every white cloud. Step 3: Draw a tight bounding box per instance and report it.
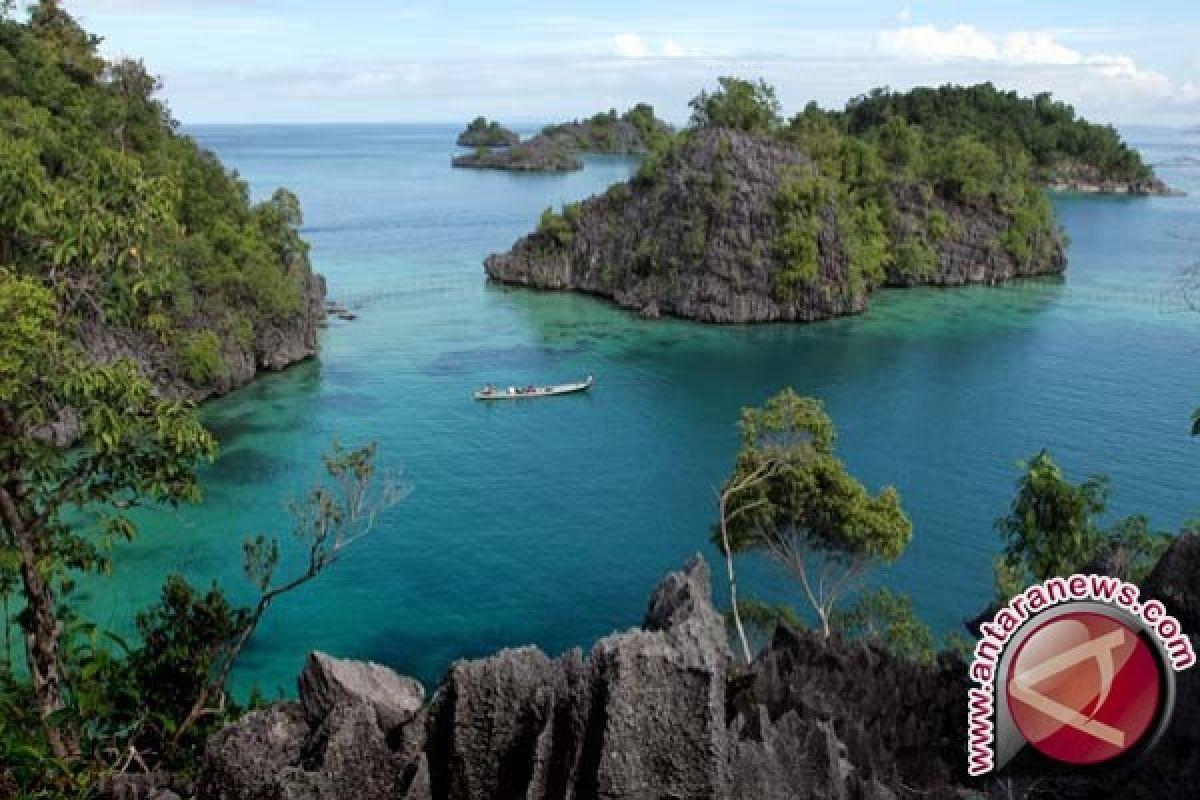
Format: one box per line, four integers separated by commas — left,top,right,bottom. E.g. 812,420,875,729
897,5,912,24
1002,31,1082,65
661,40,688,58
876,24,998,62
869,24,1193,120
612,33,650,59
610,33,699,59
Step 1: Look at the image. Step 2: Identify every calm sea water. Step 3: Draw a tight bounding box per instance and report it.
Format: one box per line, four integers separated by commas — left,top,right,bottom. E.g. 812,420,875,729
79,124,1199,695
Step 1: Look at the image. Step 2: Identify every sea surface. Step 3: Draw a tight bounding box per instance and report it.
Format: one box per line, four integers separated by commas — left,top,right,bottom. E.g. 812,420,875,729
79,124,1199,695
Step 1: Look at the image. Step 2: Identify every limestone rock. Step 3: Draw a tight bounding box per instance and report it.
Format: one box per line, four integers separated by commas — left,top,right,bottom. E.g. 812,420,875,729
485,127,1067,323
299,651,424,734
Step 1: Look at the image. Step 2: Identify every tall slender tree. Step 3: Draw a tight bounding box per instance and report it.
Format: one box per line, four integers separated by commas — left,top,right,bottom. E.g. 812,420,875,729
0,271,214,757
714,389,912,638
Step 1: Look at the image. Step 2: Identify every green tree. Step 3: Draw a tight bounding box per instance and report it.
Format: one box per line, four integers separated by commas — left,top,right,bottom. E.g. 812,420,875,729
833,587,935,664
689,76,781,134
995,451,1108,589
713,389,912,638
993,451,1171,597
929,134,1003,200
172,442,406,746
0,272,215,757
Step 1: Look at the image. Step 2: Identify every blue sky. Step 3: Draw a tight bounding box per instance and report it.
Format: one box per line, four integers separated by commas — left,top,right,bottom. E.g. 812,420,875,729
56,0,1200,125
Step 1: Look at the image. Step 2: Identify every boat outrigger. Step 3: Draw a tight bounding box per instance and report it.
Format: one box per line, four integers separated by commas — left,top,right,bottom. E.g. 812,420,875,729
475,375,593,400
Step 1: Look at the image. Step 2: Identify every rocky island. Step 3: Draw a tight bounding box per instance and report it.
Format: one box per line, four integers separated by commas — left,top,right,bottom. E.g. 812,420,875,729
455,116,520,148
451,104,672,172
486,81,1171,323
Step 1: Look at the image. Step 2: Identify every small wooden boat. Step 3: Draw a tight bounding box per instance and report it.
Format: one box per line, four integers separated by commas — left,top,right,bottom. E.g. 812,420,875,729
475,375,593,400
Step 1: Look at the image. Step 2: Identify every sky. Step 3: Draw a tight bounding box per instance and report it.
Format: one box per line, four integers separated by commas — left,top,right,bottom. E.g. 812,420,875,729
53,0,1200,125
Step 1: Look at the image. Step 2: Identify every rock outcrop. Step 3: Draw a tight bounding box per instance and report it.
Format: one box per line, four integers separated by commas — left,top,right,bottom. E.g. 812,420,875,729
452,106,671,172
456,118,520,148
200,557,975,799
200,540,1200,800
452,140,582,172
78,268,324,408
485,128,1066,323
1042,159,1183,196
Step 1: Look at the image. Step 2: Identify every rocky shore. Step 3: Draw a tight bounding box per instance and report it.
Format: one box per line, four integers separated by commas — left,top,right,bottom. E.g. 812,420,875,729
485,128,1066,323
189,536,1200,800
88,268,324,404
45,268,326,446
452,141,581,172
1042,160,1184,196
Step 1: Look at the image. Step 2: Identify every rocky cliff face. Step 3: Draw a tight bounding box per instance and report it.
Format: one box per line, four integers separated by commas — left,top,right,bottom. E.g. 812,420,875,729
41,267,326,447
452,141,582,172
198,539,1200,800
79,267,325,408
484,128,1067,323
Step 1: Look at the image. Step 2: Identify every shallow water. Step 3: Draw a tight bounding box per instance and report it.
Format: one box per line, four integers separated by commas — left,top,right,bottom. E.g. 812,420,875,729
79,124,1200,694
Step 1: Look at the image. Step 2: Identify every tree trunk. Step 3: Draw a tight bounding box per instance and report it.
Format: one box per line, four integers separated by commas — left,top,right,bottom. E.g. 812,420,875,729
0,487,77,759
718,492,753,665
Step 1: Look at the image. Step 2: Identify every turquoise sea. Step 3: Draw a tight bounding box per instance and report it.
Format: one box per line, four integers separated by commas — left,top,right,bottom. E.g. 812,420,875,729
80,124,1200,695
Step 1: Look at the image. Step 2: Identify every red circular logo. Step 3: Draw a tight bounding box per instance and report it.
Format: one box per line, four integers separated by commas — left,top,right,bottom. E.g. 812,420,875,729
1005,611,1162,765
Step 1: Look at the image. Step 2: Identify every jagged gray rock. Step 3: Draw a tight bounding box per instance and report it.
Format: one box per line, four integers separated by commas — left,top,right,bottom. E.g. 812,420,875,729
188,541,1200,800
199,556,976,799
485,127,1067,323
299,651,424,734
1043,159,1183,196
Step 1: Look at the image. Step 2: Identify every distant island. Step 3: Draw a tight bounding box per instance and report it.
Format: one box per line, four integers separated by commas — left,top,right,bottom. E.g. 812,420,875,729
485,80,1172,323
452,104,672,172
455,116,519,147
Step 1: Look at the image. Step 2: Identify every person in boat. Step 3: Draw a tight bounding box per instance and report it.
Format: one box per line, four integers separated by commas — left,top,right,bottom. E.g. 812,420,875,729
507,386,516,395
483,383,495,395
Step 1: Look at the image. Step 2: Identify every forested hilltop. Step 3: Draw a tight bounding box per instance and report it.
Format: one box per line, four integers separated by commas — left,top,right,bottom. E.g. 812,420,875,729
487,78,1084,323
0,1,324,426
838,84,1173,194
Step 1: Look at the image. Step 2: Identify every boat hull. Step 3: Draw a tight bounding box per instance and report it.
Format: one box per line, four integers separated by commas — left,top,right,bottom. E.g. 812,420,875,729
475,379,592,400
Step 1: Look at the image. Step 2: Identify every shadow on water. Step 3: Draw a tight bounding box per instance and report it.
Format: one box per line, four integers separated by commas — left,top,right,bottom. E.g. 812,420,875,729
486,271,1069,358
425,343,584,376
200,358,324,446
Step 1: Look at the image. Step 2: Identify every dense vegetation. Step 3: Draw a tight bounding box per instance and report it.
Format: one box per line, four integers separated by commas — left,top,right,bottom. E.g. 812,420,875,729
456,116,517,147
540,103,672,154
839,84,1153,183
0,5,395,797
0,0,313,389
618,77,1064,302
713,391,1177,667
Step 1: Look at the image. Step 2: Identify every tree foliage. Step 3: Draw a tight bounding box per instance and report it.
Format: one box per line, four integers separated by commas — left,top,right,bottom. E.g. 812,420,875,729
832,587,935,665
0,1,311,386
714,390,912,637
994,451,1172,598
1,270,216,758
689,76,782,134
0,436,405,793
841,83,1151,182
